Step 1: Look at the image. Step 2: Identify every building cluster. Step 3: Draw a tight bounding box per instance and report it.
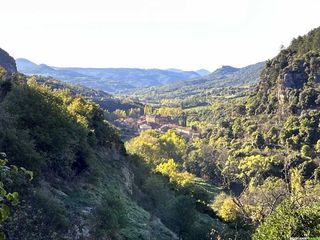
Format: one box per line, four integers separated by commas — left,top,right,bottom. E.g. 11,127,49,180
114,114,200,139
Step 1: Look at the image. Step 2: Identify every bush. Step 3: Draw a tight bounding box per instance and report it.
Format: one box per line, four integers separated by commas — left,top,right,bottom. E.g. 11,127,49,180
93,193,127,238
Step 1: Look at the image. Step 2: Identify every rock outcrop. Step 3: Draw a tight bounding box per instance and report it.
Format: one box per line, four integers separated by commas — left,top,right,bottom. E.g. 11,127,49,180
251,27,320,115
0,48,17,76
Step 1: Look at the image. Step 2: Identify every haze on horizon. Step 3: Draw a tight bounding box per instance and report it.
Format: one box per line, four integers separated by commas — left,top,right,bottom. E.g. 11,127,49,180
1,0,320,71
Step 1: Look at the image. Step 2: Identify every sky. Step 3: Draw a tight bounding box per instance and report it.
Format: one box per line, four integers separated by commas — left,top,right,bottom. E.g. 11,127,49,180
0,0,319,71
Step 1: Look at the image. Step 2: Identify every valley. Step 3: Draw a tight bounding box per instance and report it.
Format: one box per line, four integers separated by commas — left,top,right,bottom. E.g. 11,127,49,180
1,24,320,240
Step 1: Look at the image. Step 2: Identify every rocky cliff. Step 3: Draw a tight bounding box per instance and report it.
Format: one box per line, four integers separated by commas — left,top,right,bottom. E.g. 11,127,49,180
0,48,17,76
249,27,320,115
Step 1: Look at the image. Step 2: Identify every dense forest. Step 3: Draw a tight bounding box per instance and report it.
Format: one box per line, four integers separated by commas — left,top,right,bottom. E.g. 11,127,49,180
125,26,320,239
1,26,320,240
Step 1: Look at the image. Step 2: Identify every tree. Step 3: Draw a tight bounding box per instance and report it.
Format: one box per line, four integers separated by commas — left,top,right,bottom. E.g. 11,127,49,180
253,201,320,240
93,193,127,238
253,132,265,149
212,193,238,222
143,105,153,115
170,196,196,240
264,127,279,146
126,130,163,165
238,155,274,181
160,129,186,161
156,107,182,117
315,139,320,153
128,108,140,118
0,153,32,239
300,145,313,158
155,159,194,188
113,109,126,118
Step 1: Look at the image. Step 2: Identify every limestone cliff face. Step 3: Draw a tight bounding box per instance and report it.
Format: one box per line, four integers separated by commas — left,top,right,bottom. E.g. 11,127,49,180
251,27,320,115
0,48,17,76
276,60,308,106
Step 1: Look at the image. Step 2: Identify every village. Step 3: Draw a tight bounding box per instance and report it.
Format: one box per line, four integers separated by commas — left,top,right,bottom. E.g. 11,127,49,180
114,114,201,140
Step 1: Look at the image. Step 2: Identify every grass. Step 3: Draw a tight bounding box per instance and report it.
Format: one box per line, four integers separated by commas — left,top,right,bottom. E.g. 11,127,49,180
192,177,223,200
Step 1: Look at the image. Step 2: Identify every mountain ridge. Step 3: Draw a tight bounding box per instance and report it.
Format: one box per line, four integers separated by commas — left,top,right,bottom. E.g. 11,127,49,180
128,61,265,106
16,58,202,93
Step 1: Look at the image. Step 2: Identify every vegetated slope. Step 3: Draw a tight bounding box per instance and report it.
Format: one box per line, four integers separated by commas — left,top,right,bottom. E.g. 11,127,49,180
174,26,320,239
32,76,143,113
128,61,265,106
248,27,320,115
0,52,178,240
247,26,320,239
0,49,236,240
16,58,201,93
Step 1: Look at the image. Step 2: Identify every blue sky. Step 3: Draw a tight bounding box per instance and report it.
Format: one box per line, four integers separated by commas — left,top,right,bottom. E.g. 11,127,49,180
1,0,320,71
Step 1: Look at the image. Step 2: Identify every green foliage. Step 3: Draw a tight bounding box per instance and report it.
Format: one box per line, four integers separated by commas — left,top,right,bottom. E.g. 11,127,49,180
0,78,121,178
3,26,320,240
93,193,127,239
0,74,133,239
238,155,276,180
0,153,32,239
127,26,320,240
130,155,225,240
315,139,320,153
253,201,320,240
33,190,71,231
170,195,197,240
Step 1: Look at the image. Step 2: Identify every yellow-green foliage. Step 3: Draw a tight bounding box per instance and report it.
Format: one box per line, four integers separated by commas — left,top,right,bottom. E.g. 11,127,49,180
113,109,126,118
67,97,94,128
238,155,275,178
290,168,303,203
316,139,320,153
219,197,238,222
126,129,186,166
143,105,153,115
0,67,6,77
212,193,238,222
155,159,194,187
156,107,182,117
160,129,186,158
126,130,162,165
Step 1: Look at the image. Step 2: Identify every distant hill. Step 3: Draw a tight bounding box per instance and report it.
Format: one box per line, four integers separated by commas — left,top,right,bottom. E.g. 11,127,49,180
167,68,210,77
33,76,143,113
210,65,239,78
16,58,201,93
13,60,143,113
196,69,211,76
128,62,265,106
